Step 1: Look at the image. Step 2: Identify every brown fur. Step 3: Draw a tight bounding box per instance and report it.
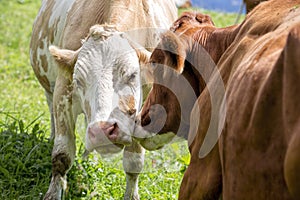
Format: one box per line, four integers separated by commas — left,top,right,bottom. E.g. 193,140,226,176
186,0,300,199
141,0,300,199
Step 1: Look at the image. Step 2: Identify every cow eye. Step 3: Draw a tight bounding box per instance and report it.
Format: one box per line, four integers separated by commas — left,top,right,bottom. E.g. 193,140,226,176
150,62,158,69
128,73,137,82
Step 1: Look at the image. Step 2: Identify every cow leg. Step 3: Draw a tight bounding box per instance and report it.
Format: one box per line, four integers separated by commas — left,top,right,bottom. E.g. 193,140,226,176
284,123,300,200
123,140,145,200
44,77,76,200
178,146,222,200
45,91,55,140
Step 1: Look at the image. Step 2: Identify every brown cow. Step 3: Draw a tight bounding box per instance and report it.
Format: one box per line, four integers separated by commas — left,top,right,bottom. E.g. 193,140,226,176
134,12,239,150
134,11,239,198
135,0,300,199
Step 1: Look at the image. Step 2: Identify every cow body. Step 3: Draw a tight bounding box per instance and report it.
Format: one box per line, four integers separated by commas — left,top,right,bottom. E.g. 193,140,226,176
30,0,177,199
136,0,300,199
216,1,300,199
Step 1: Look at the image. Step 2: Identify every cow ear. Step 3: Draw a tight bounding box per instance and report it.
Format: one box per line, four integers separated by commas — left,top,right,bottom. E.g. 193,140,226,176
160,31,186,74
135,47,151,64
135,48,154,83
124,35,151,64
125,37,153,83
49,45,80,69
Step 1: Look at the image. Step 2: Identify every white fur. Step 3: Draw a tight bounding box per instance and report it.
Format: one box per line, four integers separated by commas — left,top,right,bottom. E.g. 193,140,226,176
72,28,141,152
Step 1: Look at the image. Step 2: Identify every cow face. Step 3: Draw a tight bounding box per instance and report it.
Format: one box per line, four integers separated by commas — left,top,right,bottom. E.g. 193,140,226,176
50,25,148,155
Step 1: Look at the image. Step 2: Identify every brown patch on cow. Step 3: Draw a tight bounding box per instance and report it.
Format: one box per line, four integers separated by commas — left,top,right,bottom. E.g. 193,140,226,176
52,153,71,176
40,54,48,73
119,95,136,116
30,0,61,93
32,65,51,93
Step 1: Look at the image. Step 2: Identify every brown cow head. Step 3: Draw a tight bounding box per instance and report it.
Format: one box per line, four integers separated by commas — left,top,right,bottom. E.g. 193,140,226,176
134,12,217,150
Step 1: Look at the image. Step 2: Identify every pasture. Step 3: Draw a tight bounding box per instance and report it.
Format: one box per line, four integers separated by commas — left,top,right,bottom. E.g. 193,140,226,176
0,0,244,199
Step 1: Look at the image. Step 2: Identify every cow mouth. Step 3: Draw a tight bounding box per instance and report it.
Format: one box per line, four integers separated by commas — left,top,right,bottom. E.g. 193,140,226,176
87,121,132,150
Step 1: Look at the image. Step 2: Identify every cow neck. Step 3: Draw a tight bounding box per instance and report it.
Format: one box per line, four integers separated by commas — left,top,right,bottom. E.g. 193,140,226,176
182,24,241,99
204,24,241,65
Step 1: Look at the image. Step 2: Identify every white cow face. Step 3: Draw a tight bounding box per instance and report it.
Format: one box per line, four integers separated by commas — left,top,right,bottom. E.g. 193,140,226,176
50,25,149,155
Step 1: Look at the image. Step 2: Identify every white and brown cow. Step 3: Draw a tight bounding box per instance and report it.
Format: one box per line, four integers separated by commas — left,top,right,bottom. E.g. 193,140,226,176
30,0,177,199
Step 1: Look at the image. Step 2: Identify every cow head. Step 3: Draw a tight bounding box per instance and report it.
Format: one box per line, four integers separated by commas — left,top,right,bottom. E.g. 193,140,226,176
133,12,216,150
49,24,150,155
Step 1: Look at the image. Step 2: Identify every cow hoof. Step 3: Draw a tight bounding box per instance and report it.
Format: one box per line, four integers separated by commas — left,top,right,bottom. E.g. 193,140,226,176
43,190,64,200
124,194,140,200
43,193,58,200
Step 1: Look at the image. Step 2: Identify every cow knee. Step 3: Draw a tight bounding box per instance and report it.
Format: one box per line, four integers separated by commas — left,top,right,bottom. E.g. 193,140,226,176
52,153,72,176
123,142,145,173
123,142,144,200
284,131,300,199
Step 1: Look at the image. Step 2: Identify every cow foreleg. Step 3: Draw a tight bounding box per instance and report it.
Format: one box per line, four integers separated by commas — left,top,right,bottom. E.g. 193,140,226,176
123,140,145,200
44,77,76,200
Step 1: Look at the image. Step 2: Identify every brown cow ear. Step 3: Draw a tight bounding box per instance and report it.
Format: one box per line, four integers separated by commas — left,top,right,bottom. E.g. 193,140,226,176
49,45,80,69
160,31,186,74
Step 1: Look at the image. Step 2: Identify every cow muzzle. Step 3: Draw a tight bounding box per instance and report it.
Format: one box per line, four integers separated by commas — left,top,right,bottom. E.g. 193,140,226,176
86,120,132,152
89,121,119,142
132,109,175,151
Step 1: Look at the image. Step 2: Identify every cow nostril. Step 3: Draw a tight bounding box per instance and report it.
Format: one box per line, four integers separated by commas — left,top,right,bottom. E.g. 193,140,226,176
108,123,118,135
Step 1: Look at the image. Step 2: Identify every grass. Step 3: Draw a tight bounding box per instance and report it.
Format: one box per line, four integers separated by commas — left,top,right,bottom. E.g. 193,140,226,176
0,114,52,199
0,0,244,199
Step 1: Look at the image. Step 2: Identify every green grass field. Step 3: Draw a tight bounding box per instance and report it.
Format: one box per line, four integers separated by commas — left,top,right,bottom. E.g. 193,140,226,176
0,0,244,199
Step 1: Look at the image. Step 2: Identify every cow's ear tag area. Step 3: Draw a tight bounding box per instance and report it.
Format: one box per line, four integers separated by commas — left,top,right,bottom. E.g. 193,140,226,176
49,45,79,70
160,31,186,74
